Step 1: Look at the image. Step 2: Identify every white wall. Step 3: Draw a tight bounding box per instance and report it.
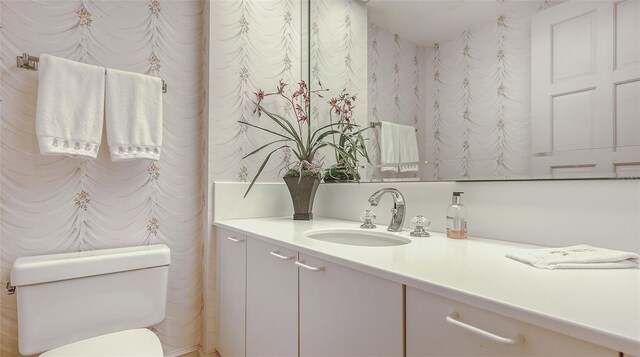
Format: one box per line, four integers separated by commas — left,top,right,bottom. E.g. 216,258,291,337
214,180,640,254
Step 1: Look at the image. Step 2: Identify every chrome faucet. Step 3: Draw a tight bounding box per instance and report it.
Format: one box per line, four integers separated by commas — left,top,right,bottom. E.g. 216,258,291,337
368,188,405,232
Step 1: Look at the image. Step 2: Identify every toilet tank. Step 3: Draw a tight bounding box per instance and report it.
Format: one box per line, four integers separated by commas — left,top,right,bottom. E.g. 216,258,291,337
10,244,170,356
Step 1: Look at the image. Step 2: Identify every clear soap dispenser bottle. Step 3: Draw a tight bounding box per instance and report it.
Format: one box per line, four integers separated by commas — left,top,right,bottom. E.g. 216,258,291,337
446,192,467,239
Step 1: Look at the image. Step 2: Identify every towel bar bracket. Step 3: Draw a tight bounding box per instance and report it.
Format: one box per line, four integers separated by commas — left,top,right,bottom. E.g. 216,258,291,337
6,281,16,295
17,53,39,70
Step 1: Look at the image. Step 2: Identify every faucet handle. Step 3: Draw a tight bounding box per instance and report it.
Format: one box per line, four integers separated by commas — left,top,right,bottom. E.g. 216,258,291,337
410,215,430,237
360,210,377,229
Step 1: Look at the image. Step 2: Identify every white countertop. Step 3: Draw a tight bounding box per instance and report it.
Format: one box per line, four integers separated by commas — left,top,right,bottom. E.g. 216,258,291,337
213,217,640,355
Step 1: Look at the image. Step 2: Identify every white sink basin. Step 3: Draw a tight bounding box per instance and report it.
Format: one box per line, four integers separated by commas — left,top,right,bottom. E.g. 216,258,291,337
304,228,411,247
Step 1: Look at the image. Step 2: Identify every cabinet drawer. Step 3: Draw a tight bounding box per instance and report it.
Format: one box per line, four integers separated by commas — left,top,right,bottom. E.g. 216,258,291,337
406,287,617,357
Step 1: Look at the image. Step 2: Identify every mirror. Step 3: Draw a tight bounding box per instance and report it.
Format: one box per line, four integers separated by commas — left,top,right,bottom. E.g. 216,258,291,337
308,0,640,181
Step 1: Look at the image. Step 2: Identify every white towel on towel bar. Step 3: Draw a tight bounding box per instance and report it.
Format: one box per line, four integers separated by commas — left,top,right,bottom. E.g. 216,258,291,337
35,54,105,159
105,68,163,162
506,245,639,269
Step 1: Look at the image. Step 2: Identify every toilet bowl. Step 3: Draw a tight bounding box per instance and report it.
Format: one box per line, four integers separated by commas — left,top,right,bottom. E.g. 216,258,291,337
41,329,163,357
10,244,170,356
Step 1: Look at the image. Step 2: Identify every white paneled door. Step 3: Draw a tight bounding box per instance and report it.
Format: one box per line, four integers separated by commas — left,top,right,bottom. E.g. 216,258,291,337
531,0,640,177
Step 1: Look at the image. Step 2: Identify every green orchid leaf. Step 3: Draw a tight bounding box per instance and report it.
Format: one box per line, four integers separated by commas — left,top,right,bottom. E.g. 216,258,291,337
239,121,291,141
258,107,307,157
259,107,304,145
313,129,343,146
243,145,289,198
309,122,347,143
242,139,292,159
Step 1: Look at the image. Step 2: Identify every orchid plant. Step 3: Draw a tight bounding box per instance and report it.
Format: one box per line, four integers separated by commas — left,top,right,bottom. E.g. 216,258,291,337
241,79,370,197
325,89,370,182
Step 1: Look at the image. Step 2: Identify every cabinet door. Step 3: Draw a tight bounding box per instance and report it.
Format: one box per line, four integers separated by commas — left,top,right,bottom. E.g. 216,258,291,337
406,287,617,357
246,239,298,357
216,228,247,357
298,253,403,357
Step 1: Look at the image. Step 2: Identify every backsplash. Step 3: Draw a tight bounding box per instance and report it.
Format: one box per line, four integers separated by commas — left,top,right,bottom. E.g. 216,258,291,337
1,1,205,356
314,180,640,253
214,180,640,254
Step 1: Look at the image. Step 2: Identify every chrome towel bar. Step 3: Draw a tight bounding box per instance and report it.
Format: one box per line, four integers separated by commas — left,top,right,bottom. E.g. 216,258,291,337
16,52,168,93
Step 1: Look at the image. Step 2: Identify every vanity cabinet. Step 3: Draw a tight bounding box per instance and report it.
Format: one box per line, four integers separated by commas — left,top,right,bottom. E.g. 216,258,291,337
246,238,298,357
217,225,628,357
297,253,403,357
217,227,403,357
216,228,247,357
406,287,618,356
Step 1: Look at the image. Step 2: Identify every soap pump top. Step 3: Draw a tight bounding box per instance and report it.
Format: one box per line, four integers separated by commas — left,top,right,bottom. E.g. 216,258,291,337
452,191,463,204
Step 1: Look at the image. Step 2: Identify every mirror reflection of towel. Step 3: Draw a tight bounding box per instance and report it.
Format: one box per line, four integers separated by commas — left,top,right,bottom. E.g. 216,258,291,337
378,121,419,172
398,124,419,172
379,122,399,172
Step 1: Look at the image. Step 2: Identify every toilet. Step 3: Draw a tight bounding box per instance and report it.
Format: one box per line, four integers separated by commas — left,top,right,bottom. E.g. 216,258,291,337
10,244,171,356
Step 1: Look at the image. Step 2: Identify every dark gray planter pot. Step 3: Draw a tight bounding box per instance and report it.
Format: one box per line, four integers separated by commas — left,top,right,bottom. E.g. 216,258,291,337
283,175,320,220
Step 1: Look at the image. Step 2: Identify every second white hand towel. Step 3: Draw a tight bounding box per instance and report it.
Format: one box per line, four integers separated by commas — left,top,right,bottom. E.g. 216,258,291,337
35,54,105,159
105,68,163,162
399,124,419,172
379,122,399,172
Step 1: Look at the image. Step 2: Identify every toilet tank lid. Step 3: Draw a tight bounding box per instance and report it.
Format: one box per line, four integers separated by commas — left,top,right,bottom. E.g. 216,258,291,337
10,244,170,287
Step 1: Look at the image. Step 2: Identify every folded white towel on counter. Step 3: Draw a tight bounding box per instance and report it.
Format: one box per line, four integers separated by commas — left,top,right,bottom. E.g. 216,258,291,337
35,54,105,159
506,245,640,269
105,68,163,162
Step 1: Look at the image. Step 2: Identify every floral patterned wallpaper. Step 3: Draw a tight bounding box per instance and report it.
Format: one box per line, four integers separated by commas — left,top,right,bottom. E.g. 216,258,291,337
209,0,303,183
309,0,367,170
208,0,366,184
425,4,547,180
1,1,205,356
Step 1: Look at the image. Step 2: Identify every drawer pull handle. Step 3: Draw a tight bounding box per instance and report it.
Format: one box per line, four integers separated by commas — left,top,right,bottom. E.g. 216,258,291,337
295,260,324,272
227,236,244,243
270,251,294,260
446,312,524,345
